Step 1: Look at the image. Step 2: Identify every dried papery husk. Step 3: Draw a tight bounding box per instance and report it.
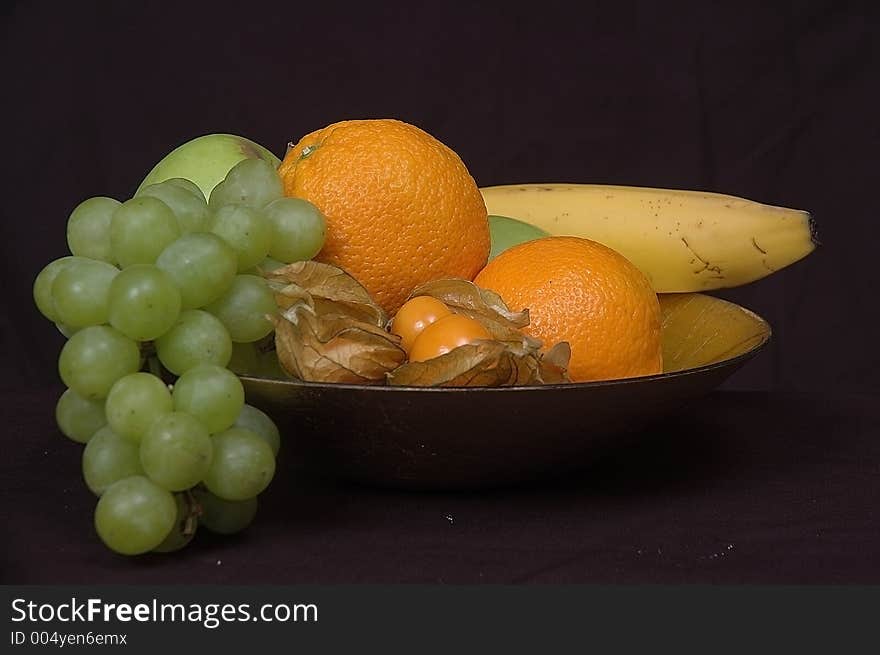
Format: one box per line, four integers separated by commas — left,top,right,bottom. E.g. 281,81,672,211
268,261,378,306
386,278,573,387
471,315,544,351
267,261,405,383
535,342,572,384
267,261,388,328
267,282,310,311
271,306,405,384
406,279,530,329
269,267,571,387
405,278,543,351
387,338,571,388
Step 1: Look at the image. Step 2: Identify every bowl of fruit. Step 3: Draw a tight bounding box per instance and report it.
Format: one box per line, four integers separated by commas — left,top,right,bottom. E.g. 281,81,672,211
34,119,815,555
241,286,772,490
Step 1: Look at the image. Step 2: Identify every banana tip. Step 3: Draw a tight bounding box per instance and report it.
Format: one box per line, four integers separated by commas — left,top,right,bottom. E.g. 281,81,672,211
808,214,821,248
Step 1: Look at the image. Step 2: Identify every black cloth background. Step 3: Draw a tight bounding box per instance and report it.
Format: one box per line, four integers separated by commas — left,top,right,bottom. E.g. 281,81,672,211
4,388,880,583
1,2,879,584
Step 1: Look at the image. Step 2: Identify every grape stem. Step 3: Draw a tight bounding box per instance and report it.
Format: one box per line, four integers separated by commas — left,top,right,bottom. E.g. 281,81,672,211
140,342,176,385
140,340,157,359
183,489,201,537
146,356,163,379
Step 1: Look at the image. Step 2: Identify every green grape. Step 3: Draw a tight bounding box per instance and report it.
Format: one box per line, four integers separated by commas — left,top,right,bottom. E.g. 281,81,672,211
155,233,237,309
234,404,280,456
205,275,277,343
33,256,86,323
164,177,205,202
66,197,120,263
208,159,283,211
172,364,244,434
258,256,285,273
51,258,118,328
203,427,275,501
155,310,232,375
137,180,210,234
58,326,141,399
140,412,212,491
208,204,272,272
192,488,257,534
241,256,286,276
105,372,173,443
110,196,180,267
94,476,176,555
56,323,79,338
82,426,144,496
55,388,107,444
154,493,197,553
108,265,181,341
263,197,326,263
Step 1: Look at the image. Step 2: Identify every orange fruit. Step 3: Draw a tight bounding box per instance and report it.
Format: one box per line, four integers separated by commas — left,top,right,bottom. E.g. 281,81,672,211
473,236,662,382
278,119,490,314
408,314,492,363
391,296,453,353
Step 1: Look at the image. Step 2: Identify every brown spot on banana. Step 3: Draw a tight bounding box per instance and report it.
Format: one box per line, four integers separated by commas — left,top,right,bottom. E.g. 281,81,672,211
681,237,724,277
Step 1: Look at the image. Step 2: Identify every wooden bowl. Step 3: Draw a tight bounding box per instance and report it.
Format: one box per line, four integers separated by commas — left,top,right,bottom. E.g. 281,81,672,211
241,293,770,489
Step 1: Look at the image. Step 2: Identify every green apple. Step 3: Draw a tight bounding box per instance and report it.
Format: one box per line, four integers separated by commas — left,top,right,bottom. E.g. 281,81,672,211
136,134,281,200
488,214,549,260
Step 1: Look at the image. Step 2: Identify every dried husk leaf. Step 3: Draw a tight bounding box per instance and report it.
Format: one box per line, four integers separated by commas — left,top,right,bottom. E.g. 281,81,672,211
268,267,571,387
406,278,547,352
271,306,405,384
473,315,544,351
387,339,571,387
267,261,387,328
386,278,573,387
406,279,530,329
267,261,405,383
268,261,377,306
535,342,572,384
388,341,516,387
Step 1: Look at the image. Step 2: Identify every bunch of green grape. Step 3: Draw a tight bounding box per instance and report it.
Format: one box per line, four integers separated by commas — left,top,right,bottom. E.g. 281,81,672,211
33,159,326,555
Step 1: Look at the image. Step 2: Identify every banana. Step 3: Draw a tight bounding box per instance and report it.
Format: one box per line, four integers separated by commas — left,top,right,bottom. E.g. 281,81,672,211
479,184,818,292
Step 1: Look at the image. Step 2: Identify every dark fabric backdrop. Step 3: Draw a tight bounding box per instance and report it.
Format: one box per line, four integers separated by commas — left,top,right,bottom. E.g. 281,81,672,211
2,0,877,392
